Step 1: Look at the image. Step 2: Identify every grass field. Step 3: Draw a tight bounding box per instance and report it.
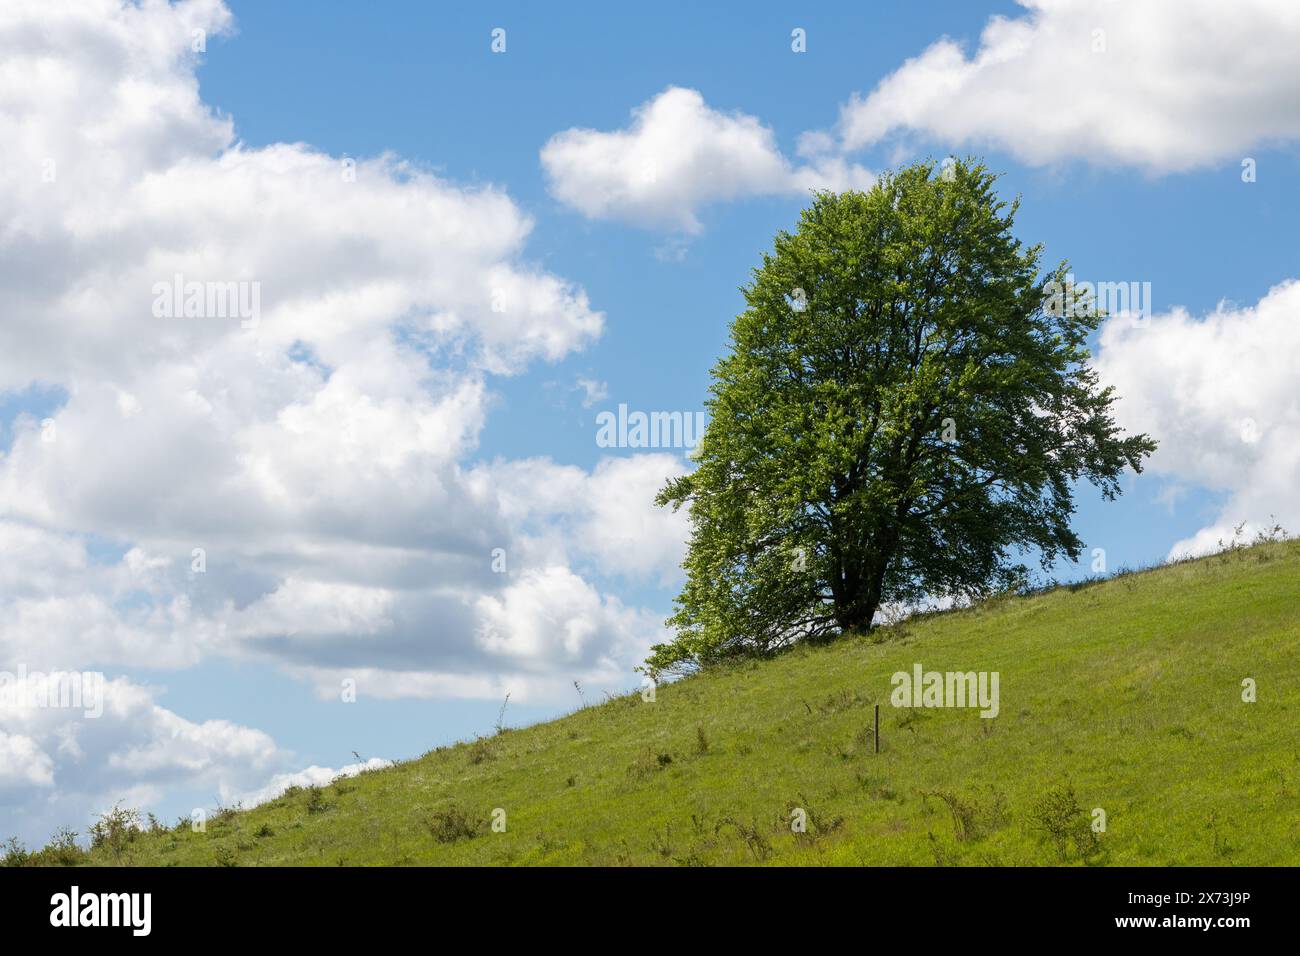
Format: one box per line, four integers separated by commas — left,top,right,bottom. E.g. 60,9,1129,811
33,539,1300,866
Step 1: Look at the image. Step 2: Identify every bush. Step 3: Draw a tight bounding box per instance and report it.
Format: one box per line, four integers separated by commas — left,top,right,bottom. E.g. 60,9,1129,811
213,845,240,867
305,787,328,815
89,804,142,858
922,787,1009,843
2,837,30,867
428,805,482,844
34,827,85,866
467,736,495,765
1029,785,1102,861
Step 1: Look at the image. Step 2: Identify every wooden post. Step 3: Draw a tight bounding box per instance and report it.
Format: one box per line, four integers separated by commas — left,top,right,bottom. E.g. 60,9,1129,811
874,704,880,753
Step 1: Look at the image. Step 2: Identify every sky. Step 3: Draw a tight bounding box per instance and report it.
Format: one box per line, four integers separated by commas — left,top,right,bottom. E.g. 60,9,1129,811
2,0,1299,846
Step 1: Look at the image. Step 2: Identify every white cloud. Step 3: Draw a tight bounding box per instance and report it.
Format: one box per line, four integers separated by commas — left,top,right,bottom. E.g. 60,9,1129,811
573,376,608,408
474,565,656,667
1095,280,1300,558
474,453,691,585
0,3,681,710
0,522,201,670
228,757,393,809
580,456,692,582
541,86,873,231
828,0,1300,173
0,676,282,844
0,732,55,790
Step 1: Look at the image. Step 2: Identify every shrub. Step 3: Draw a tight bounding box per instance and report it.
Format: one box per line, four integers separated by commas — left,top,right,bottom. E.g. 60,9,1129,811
213,845,240,867
305,787,328,815
89,804,142,858
1029,785,1101,861
628,749,675,779
785,793,844,843
428,805,482,844
467,736,495,765
2,837,30,867
922,787,1009,843
715,816,772,862
36,827,84,866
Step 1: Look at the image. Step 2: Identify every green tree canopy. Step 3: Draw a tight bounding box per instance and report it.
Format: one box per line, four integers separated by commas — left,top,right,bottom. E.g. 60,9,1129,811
648,159,1156,674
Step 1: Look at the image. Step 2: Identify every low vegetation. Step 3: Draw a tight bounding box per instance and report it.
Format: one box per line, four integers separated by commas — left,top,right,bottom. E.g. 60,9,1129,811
8,539,1299,866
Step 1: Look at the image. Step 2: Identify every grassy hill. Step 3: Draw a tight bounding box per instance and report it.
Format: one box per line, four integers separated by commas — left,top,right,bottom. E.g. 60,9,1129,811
66,540,1300,865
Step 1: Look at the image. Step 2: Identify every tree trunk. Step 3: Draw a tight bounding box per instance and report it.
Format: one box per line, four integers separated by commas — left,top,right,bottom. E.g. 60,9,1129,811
834,526,896,634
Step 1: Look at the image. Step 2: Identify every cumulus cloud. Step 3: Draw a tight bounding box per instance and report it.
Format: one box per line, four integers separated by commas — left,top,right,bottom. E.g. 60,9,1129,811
826,0,1300,173
228,757,393,809
474,566,657,670
541,86,873,231
1095,280,1300,558
475,453,691,585
0,2,688,718
0,675,281,843
0,522,201,670
0,732,55,791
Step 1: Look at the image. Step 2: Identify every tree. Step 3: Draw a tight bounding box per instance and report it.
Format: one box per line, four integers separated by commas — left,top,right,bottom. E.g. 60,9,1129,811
647,159,1156,674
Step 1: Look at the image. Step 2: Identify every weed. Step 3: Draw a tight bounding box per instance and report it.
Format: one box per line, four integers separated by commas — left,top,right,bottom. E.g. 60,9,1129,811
628,749,674,779
428,805,482,844
301,787,329,815
648,823,675,859
715,816,773,862
26,828,85,866
495,692,511,734
2,837,29,867
213,845,240,867
858,774,899,801
785,793,844,842
921,787,1009,843
896,708,931,733
89,804,141,859
712,816,769,863
1205,810,1234,858
1029,785,1102,861
927,831,959,866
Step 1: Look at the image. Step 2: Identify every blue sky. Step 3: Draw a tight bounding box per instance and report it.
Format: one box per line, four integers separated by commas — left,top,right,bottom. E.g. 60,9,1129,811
2,0,1299,844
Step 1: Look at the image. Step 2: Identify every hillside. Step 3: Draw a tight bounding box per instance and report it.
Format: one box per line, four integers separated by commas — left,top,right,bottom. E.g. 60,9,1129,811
70,540,1300,866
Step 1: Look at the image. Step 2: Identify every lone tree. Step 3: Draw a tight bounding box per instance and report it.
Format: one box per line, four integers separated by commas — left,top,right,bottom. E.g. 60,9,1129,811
648,159,1156,674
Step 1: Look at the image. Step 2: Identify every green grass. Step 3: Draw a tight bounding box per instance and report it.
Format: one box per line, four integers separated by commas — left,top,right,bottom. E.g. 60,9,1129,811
52,540,1300,865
